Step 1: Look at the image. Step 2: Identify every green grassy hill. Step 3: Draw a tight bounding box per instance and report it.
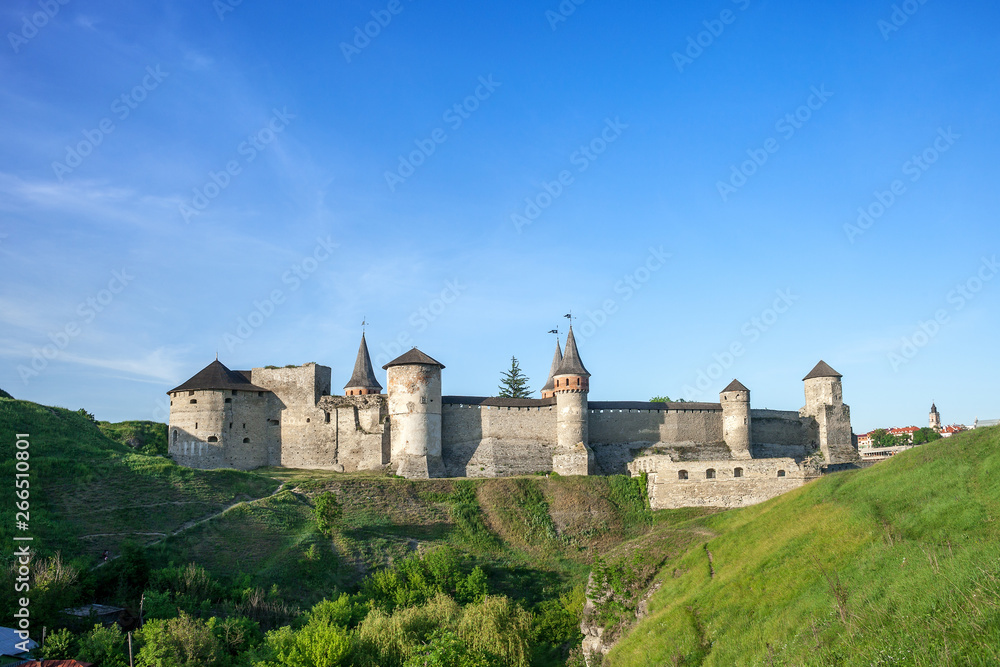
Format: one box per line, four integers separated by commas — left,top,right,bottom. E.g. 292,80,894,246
606,426,1000,666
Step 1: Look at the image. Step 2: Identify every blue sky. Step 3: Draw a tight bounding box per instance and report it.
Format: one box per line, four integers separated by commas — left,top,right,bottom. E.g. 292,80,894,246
1,0,998,432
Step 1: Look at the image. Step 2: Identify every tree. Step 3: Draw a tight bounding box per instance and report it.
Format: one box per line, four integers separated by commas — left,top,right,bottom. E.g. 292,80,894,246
137,613,220,667
912,427,943,445
38,628,75,660
78,623,128,667
314,492,343,539
870,429,907,449
498,357,531,398
650,396,671,403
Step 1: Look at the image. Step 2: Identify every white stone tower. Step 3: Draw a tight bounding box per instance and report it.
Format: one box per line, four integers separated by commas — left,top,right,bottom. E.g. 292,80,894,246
383,348,446,479
929,403,941,431
552,326,593,476
800,360,857,464
720,379,752,460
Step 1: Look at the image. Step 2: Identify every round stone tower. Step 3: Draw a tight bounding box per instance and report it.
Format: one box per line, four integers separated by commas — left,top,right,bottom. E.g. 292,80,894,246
801,360,856,464
552,326,593,476
720,379,752,460
383,348,446,479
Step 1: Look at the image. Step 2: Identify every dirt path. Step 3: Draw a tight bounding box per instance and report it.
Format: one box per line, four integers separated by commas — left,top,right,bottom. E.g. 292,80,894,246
91,482,287,568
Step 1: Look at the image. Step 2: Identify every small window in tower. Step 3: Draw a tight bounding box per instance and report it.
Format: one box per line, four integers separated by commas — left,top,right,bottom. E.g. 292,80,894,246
777,470,786,478
734,467,743,478
242,423,246,429
195,422,198,429
225,398,231,404
706,469,716,479
172,430,178,443
577,378,581,386
243,437,250,443
325,412,331,424
421,396,427,404
189,391,195,396
678,470,688,480
306,418,311,423
207,436,218,443
190,399,197,404
268,419,279,426
233,390,238,396
229,422,232,429
258,391,264,397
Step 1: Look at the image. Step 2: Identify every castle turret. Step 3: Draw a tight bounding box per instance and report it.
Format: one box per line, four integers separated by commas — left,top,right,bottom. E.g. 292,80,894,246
383,348,445,479
167,359,272,470
929,402,941,431
344,333,383,396
539,339,563,399
720,379,752,460
552,326,593,475
800,360,857,464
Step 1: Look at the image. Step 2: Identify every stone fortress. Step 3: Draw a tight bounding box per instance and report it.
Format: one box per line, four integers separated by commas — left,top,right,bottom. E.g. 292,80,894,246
167,327,859,508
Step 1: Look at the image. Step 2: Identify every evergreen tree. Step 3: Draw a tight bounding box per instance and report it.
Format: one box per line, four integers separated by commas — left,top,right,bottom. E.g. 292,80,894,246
498,357,532,398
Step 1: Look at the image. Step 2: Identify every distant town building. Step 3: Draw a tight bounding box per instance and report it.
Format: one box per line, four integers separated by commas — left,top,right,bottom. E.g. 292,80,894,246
940,425,967,437
974,418,1000,429
929,403,941,430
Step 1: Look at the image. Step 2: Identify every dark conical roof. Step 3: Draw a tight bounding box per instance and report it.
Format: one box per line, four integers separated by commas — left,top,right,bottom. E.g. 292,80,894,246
382,348,446,370
554,326,590,377
344,333,383,391
168,359,268,394
540,340,563,393
721,379,749,393
803,360,842,381
931,402,938,412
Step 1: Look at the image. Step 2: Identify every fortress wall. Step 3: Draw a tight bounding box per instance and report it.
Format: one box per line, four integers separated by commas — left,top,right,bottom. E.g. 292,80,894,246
749,409,818,458
277,404,339,468
630,455,814,509
441,404,557,477
252,364,332,408
587,408,727,473
318,395,390,471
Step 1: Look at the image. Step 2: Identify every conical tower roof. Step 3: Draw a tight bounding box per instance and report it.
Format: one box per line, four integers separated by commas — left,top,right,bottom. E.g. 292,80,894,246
540,339,563,393
344,333,383,391
722,379,749,393
382,348,446,370
803,360,842,381
168,359,267,393
554,326,590,377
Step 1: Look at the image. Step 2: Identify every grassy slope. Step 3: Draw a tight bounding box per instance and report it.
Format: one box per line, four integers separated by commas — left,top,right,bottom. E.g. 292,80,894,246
608,426,1000,667
0,397,278,561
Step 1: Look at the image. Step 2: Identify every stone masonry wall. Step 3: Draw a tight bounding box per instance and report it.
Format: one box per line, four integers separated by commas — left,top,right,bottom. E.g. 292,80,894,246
317,394,390,471
630,455,815,509
441,404,557,477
